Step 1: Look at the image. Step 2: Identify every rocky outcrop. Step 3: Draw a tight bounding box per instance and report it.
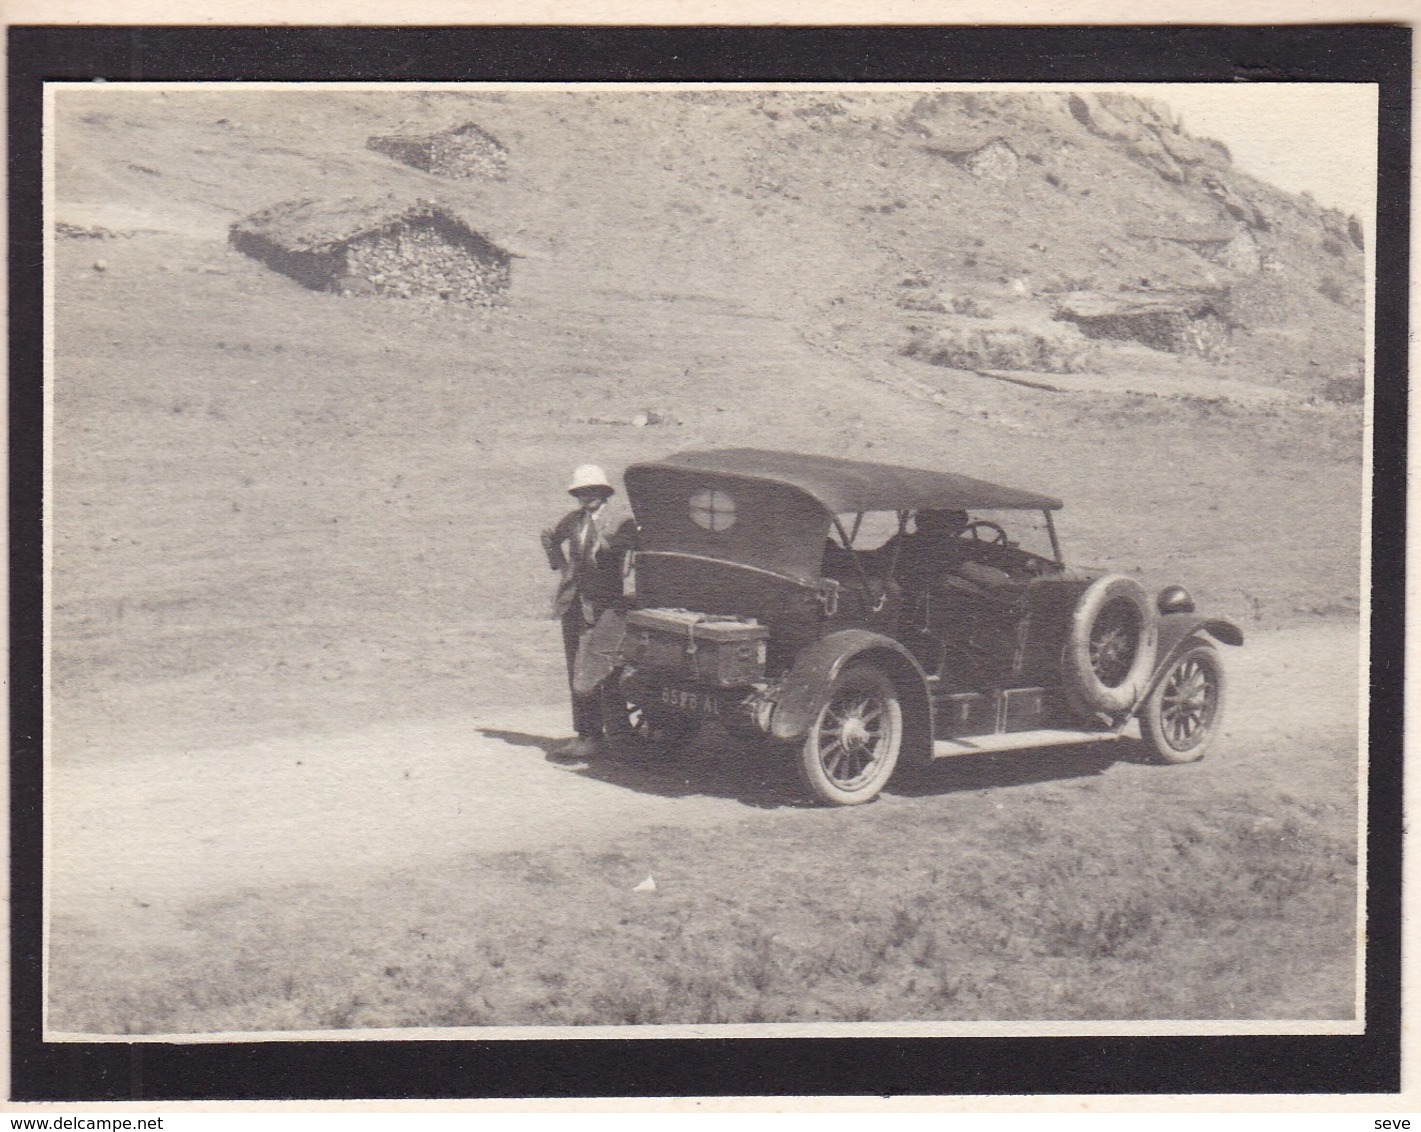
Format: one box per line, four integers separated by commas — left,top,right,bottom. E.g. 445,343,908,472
1200,173,1271,231
1128,224,1262,274
1064,92,1231,186
902,319,1098,373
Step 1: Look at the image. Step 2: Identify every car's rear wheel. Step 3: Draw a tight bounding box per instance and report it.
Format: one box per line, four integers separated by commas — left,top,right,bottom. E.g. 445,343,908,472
602,680,700,757
798,662,902,806
1138,642,1225,764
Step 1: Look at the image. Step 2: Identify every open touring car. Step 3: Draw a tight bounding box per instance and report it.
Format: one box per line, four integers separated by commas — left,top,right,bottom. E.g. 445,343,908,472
575,448,1243,806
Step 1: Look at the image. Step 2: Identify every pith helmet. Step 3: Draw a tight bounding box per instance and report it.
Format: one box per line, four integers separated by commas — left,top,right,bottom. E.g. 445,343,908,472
567,464,615,496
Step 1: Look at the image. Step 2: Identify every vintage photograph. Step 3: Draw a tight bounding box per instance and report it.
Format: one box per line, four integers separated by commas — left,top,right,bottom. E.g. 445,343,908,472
43,82,1372,1039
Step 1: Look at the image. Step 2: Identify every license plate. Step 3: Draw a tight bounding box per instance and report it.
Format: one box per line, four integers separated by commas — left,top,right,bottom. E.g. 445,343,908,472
658,685,722,717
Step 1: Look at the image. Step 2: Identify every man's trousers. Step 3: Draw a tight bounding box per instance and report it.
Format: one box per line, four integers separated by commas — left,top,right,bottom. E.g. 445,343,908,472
560,603,604,738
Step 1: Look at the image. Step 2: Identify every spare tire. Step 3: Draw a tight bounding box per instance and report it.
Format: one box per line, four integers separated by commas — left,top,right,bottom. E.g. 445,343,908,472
1063,574,1157,716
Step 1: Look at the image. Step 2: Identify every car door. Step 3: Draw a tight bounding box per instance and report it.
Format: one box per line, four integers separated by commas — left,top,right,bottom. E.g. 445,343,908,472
919,568,1030,691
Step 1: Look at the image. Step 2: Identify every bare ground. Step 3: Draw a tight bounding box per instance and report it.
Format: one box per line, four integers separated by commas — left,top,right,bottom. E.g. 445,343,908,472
48,620,1360,1032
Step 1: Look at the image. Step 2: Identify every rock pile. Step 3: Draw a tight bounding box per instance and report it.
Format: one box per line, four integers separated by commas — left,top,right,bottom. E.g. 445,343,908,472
896,286,996,317
230,196,511,308
367,121,509,181
57,222,124,240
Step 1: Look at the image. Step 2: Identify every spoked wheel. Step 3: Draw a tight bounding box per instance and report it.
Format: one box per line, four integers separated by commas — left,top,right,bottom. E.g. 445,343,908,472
602,683,699,759
798,662,902,805
1138,642,1225,764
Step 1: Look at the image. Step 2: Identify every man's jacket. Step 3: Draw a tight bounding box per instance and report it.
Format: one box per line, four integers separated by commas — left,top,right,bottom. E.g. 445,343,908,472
541,508,638,618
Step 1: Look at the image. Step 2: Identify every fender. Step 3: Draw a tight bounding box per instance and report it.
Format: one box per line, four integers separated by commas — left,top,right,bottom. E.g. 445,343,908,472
1137,611,1244,707
768,630,932,756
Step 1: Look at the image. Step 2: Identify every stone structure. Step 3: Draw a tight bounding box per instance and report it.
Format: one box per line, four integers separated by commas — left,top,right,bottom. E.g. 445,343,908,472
1054,289,1231,356
926,136,1020,182
230,196,511,307
1129,223,1262,275
367,121,508,181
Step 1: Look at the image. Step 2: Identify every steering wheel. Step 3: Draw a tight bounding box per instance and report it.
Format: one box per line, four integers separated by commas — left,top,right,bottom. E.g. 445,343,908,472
960,520,1009,545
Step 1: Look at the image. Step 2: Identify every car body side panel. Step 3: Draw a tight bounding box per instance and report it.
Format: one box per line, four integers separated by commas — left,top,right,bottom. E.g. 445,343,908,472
1016,576,1095,685
923,574,1090,692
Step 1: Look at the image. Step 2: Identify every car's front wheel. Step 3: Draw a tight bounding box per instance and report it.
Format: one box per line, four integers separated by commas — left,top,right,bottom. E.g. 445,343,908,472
1137,642,1225,764
798,662,902,805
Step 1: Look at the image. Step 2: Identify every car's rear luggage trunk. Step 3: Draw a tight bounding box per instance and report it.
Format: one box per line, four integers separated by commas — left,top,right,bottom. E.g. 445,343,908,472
633,552,821,671
623,608,769,687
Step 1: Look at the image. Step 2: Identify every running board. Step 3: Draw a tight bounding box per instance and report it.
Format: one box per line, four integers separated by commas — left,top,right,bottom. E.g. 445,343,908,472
932,729,1125,758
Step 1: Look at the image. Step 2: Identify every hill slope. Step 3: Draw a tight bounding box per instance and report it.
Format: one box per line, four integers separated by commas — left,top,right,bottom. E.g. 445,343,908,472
50,88,1364,755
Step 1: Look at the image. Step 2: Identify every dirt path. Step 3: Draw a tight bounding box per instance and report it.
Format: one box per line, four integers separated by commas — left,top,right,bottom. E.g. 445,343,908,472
49,620,1360,947
973,366,1300,406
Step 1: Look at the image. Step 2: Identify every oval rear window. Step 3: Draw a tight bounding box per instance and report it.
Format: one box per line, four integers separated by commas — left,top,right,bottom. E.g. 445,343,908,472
689,488,737,532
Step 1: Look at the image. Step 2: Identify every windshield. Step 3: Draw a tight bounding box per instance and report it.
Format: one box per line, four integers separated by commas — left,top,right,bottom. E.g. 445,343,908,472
962,509,1061,564
827,509,1058,557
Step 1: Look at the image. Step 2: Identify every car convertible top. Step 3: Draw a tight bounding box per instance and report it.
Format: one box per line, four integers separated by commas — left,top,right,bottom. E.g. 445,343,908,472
627,448,1063,516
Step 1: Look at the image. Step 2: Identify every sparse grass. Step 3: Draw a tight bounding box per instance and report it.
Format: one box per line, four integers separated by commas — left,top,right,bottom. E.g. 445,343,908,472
50,769,1357,1034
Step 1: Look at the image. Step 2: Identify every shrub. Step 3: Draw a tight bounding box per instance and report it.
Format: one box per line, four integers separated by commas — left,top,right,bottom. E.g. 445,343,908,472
1321,375,1365,404
1317,276,1349,306
951,295,996,318
902,324,1098,373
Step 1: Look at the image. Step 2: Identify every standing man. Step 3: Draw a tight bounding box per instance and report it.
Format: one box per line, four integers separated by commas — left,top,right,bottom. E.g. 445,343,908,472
541,464,634,758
